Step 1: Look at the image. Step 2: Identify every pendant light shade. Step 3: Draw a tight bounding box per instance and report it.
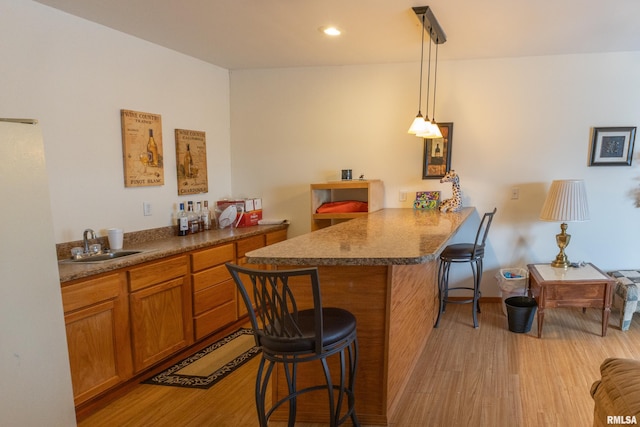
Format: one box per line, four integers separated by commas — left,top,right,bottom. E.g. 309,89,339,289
408,115,430,135
416,121,442,139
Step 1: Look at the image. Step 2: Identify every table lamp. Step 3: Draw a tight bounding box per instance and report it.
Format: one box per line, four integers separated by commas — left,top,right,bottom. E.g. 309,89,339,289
539,179,590,268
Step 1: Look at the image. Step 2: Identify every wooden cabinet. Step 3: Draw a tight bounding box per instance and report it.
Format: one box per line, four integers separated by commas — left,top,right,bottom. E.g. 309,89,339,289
61,226,288,412
62,272,132,406
190,243,237,340
310,179,384,230
128,255,192,372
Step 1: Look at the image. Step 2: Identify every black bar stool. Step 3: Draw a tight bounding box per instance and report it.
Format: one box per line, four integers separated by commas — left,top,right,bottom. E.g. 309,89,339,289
226,263,359,427
435,208,497,328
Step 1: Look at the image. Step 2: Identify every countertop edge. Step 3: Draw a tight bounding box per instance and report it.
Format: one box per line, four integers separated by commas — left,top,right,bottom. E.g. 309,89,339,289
245,254,438,266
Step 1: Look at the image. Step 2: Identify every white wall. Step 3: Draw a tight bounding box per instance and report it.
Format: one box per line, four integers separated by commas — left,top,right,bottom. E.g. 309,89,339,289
1,0,232,244
230,54,640,295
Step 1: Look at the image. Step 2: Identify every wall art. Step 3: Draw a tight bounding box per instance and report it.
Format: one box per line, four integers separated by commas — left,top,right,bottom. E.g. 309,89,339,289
175,129,208,195
423,122,453,179
589,126,636,166
120,109,164,187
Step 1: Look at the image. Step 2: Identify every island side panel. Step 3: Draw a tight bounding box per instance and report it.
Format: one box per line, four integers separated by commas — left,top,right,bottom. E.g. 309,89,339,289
387,261,438,418
271,265,390,425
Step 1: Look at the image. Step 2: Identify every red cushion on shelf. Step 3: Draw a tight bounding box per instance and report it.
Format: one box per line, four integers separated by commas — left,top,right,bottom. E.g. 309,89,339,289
316,201,369,213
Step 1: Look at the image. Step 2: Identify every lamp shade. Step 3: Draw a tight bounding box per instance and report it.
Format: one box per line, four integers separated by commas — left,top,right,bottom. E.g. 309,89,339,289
416,121,443,139
539,179,590,222
408,115,429,135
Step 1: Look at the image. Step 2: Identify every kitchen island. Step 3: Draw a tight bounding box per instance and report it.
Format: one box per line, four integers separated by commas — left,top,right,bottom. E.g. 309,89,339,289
245,207,474,426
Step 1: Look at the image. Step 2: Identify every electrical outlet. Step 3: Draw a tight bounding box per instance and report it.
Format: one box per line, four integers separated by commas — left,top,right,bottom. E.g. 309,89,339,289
511,187,520,200
399,191,407,202
143,201,152,216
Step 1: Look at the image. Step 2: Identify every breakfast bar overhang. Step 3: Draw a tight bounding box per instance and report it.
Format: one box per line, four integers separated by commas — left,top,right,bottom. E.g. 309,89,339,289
246,207,474,426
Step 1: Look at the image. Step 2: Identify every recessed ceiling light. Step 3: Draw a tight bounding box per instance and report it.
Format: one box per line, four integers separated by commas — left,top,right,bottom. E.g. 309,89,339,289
320,26,341,36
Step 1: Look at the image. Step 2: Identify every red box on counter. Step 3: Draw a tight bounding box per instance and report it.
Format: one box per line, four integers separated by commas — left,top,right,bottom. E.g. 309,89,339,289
237,208,262,227
216,198,263,228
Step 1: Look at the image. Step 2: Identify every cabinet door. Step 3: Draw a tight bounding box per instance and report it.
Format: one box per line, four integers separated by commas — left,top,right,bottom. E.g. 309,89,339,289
129,276,191,372
62,273,131,406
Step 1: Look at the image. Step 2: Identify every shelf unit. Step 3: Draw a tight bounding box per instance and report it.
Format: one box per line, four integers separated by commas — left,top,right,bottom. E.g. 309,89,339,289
310,179,384,230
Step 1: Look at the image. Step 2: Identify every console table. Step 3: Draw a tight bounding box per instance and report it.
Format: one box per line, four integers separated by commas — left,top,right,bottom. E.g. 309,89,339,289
528,263,615,338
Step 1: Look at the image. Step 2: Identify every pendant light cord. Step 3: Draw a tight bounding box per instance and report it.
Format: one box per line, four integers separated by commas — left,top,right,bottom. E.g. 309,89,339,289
431,36,439,123
416,14,426,116
425,28,433,121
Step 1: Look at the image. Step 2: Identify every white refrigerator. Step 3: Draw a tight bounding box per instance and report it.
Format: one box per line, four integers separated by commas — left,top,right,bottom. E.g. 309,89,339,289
0,120,76,425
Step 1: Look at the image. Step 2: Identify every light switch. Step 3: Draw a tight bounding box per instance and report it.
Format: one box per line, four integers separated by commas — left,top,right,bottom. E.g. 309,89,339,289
143,201,152,216
511,187,519,200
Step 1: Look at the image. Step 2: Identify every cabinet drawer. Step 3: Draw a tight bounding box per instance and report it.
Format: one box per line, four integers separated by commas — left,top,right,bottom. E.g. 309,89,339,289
194,300,237,340
193,279,236,315
128,256,187,292
191,243,234,272
546,283,606,301
237,235,265,258
192,264,232,293
266,229,287,245
62,273,124,313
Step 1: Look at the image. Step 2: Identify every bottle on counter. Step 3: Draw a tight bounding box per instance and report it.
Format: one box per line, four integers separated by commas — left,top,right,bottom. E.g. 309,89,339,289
196,201,205,231
202,200,211,230
178,203,189,236
187,201,199,234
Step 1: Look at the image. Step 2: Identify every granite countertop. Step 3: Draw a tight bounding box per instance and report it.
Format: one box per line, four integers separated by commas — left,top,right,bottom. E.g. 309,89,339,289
246,207,474,266
57,224,288,284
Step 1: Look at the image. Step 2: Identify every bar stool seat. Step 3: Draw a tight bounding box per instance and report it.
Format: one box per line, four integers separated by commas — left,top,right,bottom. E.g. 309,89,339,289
435,208,496,329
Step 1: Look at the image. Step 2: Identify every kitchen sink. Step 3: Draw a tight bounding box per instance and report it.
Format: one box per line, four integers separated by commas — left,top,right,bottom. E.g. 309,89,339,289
65,250,143,263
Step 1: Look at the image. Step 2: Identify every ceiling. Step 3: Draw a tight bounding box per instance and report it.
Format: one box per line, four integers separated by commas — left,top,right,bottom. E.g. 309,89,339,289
35,0,640,70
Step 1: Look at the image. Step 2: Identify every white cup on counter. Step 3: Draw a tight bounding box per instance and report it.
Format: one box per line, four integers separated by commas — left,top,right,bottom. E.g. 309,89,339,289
107,228,124,250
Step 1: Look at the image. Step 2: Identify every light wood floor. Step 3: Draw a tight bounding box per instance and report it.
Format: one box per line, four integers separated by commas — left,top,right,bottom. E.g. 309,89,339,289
78,302,640,426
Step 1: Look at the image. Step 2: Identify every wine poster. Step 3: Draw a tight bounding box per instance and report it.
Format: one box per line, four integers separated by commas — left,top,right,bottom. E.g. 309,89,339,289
120,109,164,187
175,129,208,195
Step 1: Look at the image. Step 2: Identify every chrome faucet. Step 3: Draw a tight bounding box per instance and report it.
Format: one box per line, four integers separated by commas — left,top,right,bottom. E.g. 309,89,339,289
83,228,96,254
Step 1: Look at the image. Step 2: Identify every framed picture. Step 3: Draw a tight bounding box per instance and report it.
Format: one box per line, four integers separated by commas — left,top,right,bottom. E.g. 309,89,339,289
589,126,636,166
175,129,208,195
120,109,164,187
422,122,453,179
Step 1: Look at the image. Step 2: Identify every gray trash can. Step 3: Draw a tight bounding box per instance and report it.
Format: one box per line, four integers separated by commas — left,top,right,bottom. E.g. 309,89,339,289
505,296,537,333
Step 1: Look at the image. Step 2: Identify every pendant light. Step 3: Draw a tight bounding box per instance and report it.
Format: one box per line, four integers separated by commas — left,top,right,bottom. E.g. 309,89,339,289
428,32,442,138
416,27,442,139
407,13,430,135
410,6,446,139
